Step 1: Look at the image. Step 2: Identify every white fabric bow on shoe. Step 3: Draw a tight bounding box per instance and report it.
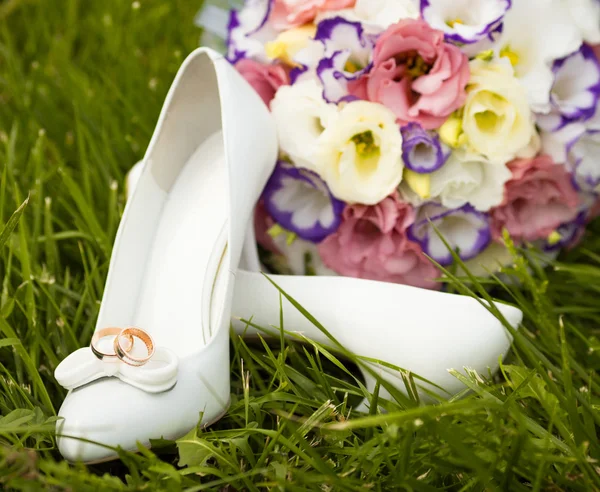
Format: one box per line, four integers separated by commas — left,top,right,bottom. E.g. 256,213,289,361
55,346,178,394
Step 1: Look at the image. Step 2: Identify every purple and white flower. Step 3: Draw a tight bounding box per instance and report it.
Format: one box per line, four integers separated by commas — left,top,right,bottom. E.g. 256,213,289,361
408,203,492,265
495,0,584,112
262,162,345,243
567,129,600,191
401,123,449,174
538,44,600,132
227,0,275,63
564,0,600,44
289,40,325,84
316,0,419,34
315,17,374,103
420,0,511,45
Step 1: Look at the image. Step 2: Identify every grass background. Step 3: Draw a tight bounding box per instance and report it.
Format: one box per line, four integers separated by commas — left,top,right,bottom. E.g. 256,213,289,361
1,0,600,490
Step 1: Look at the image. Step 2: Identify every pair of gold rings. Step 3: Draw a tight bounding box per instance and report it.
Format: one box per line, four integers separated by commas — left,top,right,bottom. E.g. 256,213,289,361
90,327,155,367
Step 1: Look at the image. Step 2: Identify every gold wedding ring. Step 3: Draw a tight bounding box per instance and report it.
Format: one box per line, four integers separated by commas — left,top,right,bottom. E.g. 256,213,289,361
91,328,134,360
113,327,155,367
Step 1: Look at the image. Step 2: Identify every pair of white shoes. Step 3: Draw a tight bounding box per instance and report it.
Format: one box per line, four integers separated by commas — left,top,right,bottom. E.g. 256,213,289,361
55,48,523,464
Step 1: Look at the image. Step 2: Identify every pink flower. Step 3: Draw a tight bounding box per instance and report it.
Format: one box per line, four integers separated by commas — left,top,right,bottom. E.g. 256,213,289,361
270,0,356,30
235,59,289,108
318,195,440,289
490,155,580,243
348,19,469,130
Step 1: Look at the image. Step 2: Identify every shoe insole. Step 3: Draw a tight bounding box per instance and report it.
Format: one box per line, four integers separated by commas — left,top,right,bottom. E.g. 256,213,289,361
132,131,228,357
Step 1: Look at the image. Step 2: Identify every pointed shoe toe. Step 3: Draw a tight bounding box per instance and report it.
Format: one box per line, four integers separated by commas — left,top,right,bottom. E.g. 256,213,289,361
57,379,148,464
57,333,230,463
232,272,523,401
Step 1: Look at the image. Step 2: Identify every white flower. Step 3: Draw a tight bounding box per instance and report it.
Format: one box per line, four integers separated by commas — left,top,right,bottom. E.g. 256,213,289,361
460,242,515,277
316,0,419,33
399,149,512,211
352,0,419,31
314,101,404,205
271,235,338,276
271,80,339,170
563,0,600,44
421,0,511,45
494,0,583,112
429,151,511,212
462,59,534,160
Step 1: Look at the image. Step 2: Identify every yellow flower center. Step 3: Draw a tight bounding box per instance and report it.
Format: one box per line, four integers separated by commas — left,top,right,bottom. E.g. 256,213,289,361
344,59,362,74
351,131,380,176
405,53,431,78
474,110,500,132
472,92,508,134
500,45,520,67
351,130,377,156
446,18,464,28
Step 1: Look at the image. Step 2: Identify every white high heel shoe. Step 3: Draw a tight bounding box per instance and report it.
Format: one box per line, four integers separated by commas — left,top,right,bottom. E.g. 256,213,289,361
235,235,522,405
127,162,523,406
54,47,278,463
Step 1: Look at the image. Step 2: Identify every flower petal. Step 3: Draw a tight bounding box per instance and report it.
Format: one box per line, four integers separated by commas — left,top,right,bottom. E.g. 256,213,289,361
227,0,275,63
408,203,492,265
263,162,345,242
401,123,448,173
420,0,511,45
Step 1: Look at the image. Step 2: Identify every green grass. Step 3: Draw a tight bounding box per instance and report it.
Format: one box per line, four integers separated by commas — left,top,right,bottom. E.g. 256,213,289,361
1,0,600,490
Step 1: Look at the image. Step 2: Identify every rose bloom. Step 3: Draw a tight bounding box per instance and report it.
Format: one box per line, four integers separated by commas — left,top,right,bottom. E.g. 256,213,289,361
235,59,289,107
318,194,440,289
349,19,469,130
490,155,580,242
271,0,356,30
313,100,403,205
462,59,534,160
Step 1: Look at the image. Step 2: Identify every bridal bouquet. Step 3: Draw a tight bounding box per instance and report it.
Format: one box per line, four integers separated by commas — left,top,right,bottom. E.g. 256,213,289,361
222,0,600,289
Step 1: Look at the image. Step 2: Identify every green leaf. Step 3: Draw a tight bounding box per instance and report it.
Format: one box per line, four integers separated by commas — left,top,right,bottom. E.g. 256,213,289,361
0,197,28,250
176,428,215,468
504,365,564,418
